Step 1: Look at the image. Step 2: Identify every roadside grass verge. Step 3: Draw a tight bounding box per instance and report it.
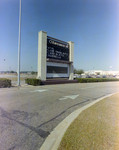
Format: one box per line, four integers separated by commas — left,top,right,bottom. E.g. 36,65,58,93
76,78,119,83
0,75,37,81
4,77,26,81
58,93,119,150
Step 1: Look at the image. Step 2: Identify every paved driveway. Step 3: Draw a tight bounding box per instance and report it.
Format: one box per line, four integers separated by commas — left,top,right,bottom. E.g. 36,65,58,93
0,82,119,150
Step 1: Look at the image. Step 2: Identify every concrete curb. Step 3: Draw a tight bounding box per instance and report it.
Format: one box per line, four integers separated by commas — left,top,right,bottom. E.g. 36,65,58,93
11,84,34,88
40,92,118,150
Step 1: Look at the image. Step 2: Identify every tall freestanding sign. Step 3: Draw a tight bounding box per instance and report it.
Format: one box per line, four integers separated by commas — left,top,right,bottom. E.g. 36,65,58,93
37,31,74,80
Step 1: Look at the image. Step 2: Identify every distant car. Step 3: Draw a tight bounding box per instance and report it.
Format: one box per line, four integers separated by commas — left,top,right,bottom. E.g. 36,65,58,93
96,75,100,78
78,75,82,78
73,75,76,79
81,75,86,78
86,75,92,78
73,74,79,79
73,74,82,79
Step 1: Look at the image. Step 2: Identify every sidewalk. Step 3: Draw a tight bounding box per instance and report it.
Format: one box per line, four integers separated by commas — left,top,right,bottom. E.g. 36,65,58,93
58,93,119,150
11,80,25,86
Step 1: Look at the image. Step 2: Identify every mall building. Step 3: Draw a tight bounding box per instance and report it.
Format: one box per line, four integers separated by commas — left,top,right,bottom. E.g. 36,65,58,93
85,70,119,76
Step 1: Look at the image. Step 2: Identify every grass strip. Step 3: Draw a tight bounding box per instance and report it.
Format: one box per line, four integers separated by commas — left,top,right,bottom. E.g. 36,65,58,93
76,78,119,83
0,75,37,81
58,93,119,150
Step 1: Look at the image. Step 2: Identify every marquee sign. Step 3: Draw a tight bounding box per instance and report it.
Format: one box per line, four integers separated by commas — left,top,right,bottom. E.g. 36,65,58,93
47,36,69,61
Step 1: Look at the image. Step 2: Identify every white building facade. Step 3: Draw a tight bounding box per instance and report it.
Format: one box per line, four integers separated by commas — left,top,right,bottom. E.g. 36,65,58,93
85,70,119,76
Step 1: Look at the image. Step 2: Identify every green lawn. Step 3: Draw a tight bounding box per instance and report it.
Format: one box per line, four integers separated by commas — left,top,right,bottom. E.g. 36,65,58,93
58,93,119,150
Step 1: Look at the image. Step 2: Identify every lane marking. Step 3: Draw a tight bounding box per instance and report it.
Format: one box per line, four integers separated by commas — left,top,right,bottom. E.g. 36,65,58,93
59,95,79,100
30,89,48,93
81,87,95,90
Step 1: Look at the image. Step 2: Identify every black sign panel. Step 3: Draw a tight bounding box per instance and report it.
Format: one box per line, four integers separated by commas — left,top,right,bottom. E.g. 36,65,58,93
47,66,68,74
47,37,69,61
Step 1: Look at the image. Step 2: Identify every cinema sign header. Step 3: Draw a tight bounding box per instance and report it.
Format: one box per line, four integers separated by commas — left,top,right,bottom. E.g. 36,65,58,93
47,36,69,61
48,39,69,48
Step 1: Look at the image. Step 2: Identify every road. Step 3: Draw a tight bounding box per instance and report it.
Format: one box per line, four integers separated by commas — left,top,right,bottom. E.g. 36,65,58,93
0,82,119,150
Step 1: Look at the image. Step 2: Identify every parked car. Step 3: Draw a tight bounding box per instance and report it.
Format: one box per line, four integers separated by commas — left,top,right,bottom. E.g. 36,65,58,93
96,75,100,78
116,76,119,78
86,75,92,78
102,75,106,78
73,74,79,79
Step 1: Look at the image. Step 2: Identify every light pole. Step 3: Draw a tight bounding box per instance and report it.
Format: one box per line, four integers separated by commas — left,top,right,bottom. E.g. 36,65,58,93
3,59,5,76
18,0,21,86
93,67,94,75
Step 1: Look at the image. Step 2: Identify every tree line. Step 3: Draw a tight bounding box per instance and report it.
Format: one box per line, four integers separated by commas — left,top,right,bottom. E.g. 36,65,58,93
74,68,84,75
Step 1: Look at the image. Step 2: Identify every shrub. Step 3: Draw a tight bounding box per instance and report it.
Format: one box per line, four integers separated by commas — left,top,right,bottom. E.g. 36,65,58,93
25,78,41,86
76,78,119,83
0,78,11,88
31,71,35,75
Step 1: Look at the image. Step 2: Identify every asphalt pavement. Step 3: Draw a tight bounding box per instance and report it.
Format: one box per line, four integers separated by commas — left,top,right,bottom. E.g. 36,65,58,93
0,82,119,150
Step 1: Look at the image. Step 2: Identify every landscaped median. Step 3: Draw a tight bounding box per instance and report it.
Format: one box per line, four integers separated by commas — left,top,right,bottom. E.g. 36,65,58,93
76,78,119,83
25,78,119,85
58,93,119,150
0,78,11,88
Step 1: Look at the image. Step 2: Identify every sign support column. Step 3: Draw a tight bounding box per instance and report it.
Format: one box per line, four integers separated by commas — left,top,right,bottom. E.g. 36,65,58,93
68,41,74,80
37,31,47,80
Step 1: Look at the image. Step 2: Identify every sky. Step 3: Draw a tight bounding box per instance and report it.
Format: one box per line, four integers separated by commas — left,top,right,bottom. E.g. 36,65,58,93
0,0,119,72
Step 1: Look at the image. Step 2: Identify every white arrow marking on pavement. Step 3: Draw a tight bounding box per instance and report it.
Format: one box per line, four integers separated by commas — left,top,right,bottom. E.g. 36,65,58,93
59,97,68,100
59,95,79,100
30,89,48,93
